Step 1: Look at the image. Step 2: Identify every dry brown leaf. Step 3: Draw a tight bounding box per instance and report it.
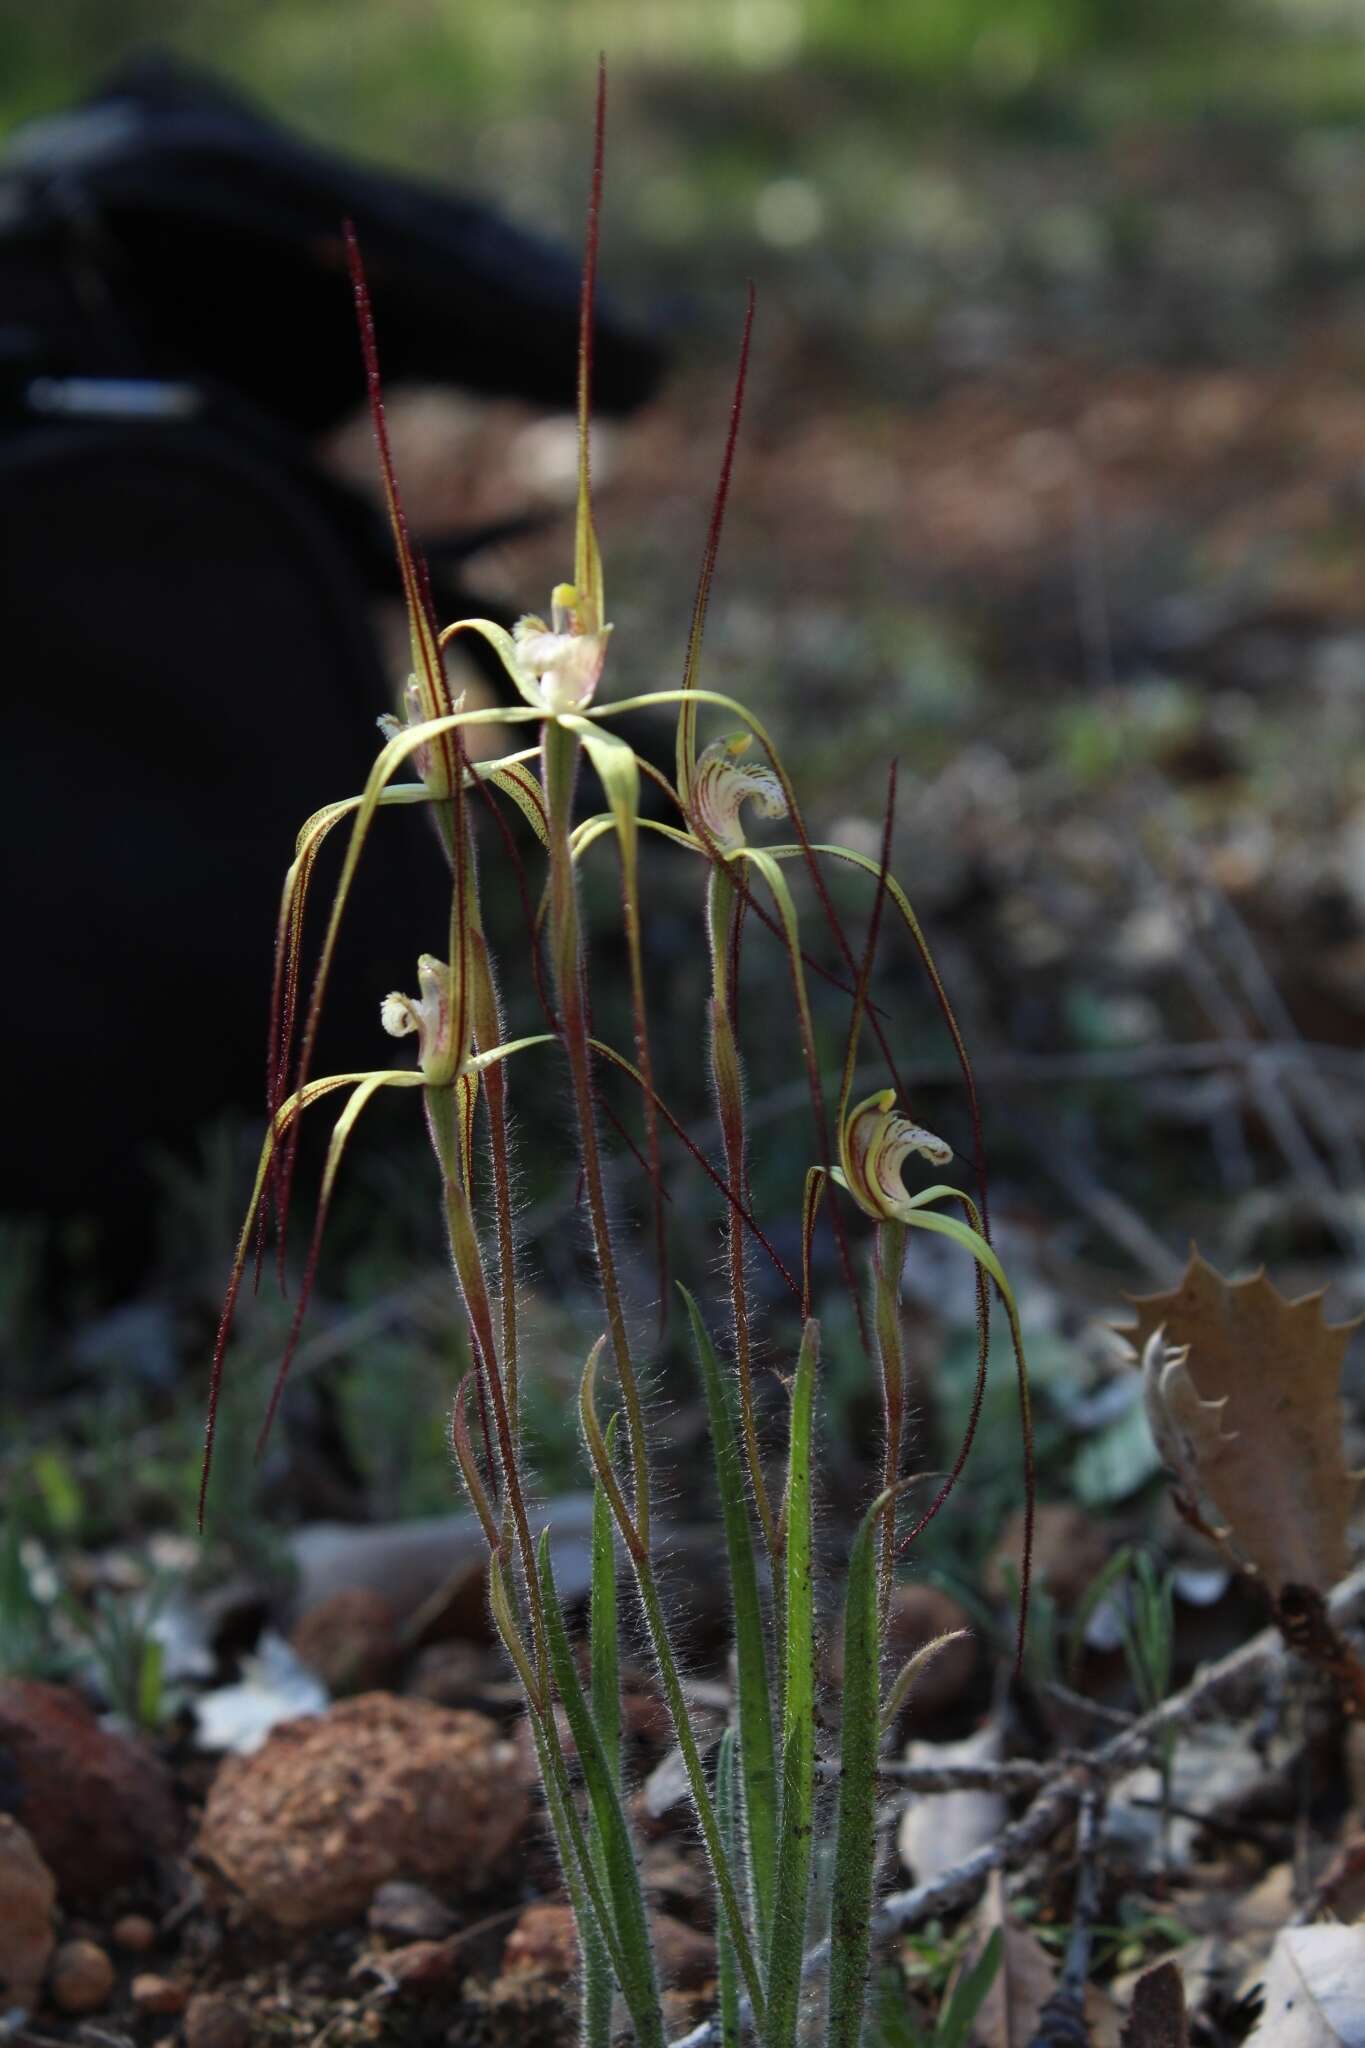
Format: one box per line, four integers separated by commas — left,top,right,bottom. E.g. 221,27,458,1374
1243,1925,1365,2045
961,1871,1057,2048
1129,1249,1358,1595
1120,1961,1189,2048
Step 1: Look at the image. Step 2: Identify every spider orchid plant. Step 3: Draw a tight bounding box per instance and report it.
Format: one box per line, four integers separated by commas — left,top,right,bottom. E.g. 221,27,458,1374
202,64,1034,2048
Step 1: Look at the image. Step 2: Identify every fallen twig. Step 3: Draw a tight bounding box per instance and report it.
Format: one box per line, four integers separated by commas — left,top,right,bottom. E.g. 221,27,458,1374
1028,1787,1103,2047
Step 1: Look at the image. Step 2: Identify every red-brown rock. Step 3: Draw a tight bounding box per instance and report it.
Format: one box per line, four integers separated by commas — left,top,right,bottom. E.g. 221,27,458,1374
502,1903,578,1979
502,1902,713,1992
48,1938,116,2015
0,1680,180,1906
131,1972,188,2015
196,1693,532,1930
111,1913,157,1952
183,1992,253,2048
0,1815,56,2009
382,1938,469,1992
290,1589,400,1695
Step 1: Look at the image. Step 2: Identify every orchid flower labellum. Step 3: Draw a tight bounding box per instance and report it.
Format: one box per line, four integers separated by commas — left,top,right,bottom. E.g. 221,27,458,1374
693,732,787,852
512,581,612,715
376,677,464,795
380,953,463,1086
836,1087,954,1222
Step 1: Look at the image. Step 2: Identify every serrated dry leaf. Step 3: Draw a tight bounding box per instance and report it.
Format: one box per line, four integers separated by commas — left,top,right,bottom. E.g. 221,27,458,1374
1120,1961,1189,2048
1243,1926,1365,2046
1129,1250,1358,1595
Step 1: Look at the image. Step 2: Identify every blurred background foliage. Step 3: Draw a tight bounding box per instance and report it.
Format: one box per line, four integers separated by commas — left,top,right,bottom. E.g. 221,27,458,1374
6,0,1365,1563
5,0,1363,192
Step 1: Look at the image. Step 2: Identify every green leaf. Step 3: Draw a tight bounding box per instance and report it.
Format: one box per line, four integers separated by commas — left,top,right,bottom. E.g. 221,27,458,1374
583,1418,623,2048
523,1702,631,2019
716,1729,743,2048
633,1564,767,2018
1064,1545,1134,1683
936,1928,1002,2048
1071,1400,1162,1508
591,1415,623,1778
765,1316,820,2048
827,1489,890,2048
31,1450,83,1537
681,1286,777,1947
136,1635,165,1732
539,1532,664,2048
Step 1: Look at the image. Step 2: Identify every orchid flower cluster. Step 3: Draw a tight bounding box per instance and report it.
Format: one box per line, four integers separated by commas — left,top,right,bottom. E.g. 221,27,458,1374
202,76,1034,2048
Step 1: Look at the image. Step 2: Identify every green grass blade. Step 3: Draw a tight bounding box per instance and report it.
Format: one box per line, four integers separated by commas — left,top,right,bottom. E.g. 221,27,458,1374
591,1414,623,1777
538,1532,664,2048
936,1928,1002,2048
765,1316,820,2048
681,1285,777,1949
524,1703,632,2019
1064,1545,1133,1685
715,1729,743,2048
634,1562,767,2018
827,1489,889,2048
584,1419,623,2048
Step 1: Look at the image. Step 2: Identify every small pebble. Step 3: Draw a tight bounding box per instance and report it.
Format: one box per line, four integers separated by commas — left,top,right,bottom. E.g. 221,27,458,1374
184,1991,253,2048
0,1815,57,2009
381,1938,464,1992
48,1938,116,2014
112,1912,157,1952
132,1972,188,2015
368,1878,456,1943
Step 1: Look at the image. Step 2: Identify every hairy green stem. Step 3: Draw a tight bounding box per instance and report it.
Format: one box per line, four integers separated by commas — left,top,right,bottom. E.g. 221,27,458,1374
706,863,779,1571
873,1218,909,1622
543,716,651,1549
427,1087,546,1687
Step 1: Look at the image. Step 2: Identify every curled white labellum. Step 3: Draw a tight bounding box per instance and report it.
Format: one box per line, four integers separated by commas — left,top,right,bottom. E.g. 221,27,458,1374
693,733,787,852
839,1088,953,1222
380,954,460,1084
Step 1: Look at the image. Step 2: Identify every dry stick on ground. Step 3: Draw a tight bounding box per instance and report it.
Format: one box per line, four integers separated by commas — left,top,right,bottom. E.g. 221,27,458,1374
1027,1786,1104,2048
815,1758,1061,1794
669,1560,1365,2048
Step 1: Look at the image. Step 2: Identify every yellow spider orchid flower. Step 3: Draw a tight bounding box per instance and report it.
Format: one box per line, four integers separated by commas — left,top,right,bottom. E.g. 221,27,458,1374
835,1087,954,1221
380,952,466,1088
512,581,612,715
